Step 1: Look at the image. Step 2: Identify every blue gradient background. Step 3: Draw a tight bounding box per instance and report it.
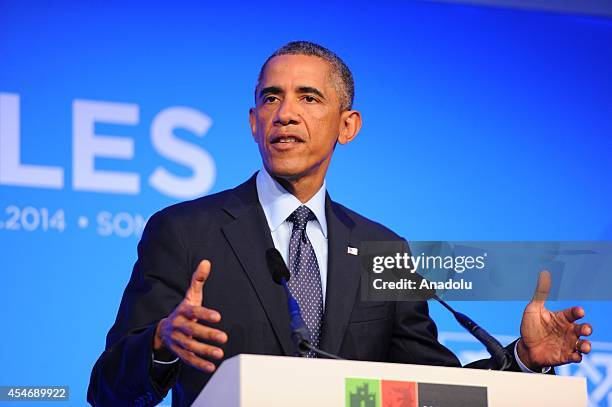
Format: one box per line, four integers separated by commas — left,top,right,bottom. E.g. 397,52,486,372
1,1,611,405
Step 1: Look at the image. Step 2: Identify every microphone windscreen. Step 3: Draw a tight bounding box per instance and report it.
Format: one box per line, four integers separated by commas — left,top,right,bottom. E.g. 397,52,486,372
265,248,291,284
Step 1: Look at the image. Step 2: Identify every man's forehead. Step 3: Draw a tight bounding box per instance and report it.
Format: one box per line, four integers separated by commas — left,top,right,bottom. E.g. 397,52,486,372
260,54,334,88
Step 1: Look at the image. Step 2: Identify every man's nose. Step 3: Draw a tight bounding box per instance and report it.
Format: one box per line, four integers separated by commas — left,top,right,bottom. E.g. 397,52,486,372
273,98,300,125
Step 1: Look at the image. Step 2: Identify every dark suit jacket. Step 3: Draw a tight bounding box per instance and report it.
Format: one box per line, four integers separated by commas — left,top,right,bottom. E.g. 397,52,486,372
88,174,527,406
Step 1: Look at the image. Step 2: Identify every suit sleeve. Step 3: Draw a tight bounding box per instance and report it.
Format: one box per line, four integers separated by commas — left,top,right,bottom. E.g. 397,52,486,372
87,210,191,406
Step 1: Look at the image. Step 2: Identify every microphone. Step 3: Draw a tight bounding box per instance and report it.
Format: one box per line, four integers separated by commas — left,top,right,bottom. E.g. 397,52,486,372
266,246,291,284
265,248,343,360
433,294,512,370
404,271,512,370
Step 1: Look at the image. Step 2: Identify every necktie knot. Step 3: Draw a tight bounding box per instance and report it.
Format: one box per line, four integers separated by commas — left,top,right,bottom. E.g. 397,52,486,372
287,205,316,231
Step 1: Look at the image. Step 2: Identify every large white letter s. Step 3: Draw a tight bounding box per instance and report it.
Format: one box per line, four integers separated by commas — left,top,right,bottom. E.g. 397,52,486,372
149,107,215,199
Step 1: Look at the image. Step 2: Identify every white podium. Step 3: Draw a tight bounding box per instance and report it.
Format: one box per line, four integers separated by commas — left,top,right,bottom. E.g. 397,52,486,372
192,354,586,406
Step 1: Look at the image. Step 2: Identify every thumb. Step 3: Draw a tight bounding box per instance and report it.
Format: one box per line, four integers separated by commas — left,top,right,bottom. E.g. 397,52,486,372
530,270,551,306
185,259,211,305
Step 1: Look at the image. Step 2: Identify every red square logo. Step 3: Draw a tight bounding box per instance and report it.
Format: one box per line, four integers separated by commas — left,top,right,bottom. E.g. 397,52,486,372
381,380,417,407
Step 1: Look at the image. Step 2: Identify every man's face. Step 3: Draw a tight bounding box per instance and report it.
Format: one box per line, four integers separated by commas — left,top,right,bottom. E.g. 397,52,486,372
250,54,346,184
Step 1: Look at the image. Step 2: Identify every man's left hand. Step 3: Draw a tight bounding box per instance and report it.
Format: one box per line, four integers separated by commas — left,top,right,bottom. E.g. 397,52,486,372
517,270,592,371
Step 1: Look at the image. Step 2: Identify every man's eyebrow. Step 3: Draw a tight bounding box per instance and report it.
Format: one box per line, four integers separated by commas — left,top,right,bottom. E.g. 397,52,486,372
258,85,326,100
259,86,283,98
297,86,326,100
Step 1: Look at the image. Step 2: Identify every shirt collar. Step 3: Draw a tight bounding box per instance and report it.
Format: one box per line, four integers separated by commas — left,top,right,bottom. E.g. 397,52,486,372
256,168,328,238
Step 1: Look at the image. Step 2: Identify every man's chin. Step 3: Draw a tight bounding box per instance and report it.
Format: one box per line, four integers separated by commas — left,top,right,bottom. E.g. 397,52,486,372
263,163,307,181
266,169,303,181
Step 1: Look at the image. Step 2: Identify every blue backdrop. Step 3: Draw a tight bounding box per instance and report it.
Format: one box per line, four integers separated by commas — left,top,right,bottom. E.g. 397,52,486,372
1,1,611,405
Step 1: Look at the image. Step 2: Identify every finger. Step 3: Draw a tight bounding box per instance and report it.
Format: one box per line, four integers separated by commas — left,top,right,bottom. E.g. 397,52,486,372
530,270,551,305
179,320,228,344
573,322,592,337
185,260,211,305
182,305,222,324
171,330,224,360
563,306,585,323
170,343,217,373
577,339,592,354
569,351,583,363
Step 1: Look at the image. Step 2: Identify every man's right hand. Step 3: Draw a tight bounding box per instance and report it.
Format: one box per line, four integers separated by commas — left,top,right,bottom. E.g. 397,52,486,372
153,259,228,373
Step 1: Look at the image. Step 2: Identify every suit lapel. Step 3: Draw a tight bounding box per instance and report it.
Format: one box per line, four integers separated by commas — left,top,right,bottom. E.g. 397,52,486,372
319,194,361,356
221,175,294,356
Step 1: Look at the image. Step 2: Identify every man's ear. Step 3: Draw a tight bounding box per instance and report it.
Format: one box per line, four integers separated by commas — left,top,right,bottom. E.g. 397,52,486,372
249,107,257,142
337,110,362,145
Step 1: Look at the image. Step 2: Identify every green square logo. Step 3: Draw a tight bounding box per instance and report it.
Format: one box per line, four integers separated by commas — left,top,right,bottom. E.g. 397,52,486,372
345,378,381,407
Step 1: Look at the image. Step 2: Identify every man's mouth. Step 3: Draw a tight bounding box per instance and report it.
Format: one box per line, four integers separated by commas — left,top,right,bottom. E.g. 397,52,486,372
270,135,305,144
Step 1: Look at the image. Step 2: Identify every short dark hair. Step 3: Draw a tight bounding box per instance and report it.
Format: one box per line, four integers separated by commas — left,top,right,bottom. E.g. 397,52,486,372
255,41,355,111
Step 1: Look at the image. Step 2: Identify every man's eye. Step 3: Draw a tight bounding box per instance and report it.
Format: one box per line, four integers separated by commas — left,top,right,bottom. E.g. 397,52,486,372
304,96,317,103
263,95,278,103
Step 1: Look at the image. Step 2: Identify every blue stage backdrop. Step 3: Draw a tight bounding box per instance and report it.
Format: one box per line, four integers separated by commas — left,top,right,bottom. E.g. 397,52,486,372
1,1,611,405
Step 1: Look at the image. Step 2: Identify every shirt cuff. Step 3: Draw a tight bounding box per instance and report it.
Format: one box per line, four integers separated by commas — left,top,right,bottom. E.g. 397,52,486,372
152,352,179,365
514,341,551,373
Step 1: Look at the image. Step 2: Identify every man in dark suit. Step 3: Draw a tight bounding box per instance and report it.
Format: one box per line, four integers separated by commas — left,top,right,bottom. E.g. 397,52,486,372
88,41,592,406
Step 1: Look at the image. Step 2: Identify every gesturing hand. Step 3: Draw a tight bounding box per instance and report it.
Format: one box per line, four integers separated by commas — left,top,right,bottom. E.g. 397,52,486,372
154,260,228,373
517,270,592,370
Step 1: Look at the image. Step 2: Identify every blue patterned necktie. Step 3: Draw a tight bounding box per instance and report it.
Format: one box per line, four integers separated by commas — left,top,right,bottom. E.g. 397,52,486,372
286,205,324,357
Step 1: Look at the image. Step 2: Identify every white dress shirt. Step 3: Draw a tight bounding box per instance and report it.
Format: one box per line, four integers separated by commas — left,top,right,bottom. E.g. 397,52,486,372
256,168,328,306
